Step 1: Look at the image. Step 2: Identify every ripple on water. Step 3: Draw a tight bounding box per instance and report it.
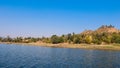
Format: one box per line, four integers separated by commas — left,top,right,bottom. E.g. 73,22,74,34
0,44,120,68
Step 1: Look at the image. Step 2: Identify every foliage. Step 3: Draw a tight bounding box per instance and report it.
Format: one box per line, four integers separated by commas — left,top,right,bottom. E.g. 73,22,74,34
51,35,64,44
0,25,120,45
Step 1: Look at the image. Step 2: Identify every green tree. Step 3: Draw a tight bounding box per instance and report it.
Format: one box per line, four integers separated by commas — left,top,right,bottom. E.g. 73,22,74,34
14,37,23,43
51,35,64,44
7,36,12,42
111,33,120,43
85,35,92,44
73,37,81,44
0,37,2,42
92,34,102,44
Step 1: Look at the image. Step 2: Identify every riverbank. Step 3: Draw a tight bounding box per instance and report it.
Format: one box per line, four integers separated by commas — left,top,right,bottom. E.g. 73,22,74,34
0,42,120,51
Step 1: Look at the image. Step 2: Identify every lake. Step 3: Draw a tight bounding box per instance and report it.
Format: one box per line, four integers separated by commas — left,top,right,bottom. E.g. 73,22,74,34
0,44,120,68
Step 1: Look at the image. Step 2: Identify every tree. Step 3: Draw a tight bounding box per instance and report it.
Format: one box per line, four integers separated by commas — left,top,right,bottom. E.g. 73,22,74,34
73,37,81,44
108,24,114,28
14,37,23,43
0,37,2,42
93,39,102,45
51,35,64,44
111,33,120,43
92,34,102,44
1,36,13,42
42,37,51,43
7,36,12,42
101,33,112,44
85,35,92,44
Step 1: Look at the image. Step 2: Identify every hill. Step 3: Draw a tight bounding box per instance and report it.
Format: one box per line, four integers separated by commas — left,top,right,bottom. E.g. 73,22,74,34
0,25,120,45
81,25,119,34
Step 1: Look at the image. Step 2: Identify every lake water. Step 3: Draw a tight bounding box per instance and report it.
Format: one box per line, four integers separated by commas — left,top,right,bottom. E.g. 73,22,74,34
0,44,120,68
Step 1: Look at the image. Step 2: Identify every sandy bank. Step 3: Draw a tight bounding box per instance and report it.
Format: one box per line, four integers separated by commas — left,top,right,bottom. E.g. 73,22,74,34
0,42,120,51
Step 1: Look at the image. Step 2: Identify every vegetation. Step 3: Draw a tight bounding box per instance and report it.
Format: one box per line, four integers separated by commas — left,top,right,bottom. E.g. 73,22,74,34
0,25,120,45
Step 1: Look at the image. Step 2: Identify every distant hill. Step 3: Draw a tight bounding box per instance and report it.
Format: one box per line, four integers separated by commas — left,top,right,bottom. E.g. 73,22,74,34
81,25,120,34
81,30,94,34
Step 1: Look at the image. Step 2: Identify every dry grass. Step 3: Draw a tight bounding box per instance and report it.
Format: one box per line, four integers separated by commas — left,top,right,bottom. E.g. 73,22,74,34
1,42,120,51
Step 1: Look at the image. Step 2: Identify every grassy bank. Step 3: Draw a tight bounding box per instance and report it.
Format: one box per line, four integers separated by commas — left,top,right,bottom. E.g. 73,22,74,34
1,42,120,51
30,43,120,51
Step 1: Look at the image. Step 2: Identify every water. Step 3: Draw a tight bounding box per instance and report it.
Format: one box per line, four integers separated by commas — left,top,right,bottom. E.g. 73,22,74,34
0,44,120,68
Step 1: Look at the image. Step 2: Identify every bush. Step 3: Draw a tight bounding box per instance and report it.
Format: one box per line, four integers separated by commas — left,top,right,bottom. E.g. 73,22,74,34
51,35,64,44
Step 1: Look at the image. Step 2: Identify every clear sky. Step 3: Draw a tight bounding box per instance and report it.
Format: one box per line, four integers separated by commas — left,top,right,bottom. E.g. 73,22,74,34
0,0,120,37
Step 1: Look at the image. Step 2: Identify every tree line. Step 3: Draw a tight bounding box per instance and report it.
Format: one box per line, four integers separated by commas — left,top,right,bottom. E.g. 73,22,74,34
0,32,120,44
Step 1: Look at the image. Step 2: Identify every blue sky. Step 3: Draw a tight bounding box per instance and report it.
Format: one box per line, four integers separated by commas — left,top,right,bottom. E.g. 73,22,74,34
0,0,120,37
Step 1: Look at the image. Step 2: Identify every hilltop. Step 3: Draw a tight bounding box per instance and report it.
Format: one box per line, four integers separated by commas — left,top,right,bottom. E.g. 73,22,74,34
95,25,119,33
81,25,120,35
1,25,120,50
0,25,120,45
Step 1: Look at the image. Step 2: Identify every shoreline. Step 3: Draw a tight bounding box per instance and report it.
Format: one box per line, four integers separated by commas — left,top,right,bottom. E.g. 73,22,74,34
0,42,120,51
